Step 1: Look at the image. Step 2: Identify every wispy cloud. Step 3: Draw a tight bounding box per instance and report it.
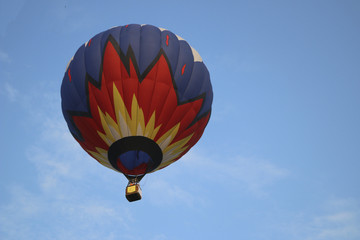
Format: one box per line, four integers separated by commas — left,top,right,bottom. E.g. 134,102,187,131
0,186,42,240
0,87,133,239
142,147,289,206
0,121,132,239
0,183,129,240
3,82,18,102
180,150,289,196
280,198,360,240
151,233,168,240
0,50,11,63
305,199,360,240
138,149,289,207
146,177,204,207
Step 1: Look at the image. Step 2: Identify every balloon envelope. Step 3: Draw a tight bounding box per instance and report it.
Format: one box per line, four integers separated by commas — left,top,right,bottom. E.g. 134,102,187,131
61,24,213,180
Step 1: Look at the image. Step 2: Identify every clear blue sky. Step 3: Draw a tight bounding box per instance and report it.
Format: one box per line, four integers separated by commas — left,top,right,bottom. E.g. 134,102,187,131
1,0,359,239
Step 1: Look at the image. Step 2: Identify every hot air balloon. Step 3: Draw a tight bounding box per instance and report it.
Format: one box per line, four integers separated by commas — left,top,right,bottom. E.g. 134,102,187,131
61,24,213,202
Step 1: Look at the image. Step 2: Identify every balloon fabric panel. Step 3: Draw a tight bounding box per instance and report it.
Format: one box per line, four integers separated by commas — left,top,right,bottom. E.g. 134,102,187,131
61,24,213,178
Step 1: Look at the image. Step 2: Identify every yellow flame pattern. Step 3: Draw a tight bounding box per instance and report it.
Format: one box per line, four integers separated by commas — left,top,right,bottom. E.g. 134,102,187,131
87,83,193,173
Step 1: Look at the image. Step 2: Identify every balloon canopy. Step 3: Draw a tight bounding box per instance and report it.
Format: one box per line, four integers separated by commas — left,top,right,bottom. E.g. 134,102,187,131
61,24,213,182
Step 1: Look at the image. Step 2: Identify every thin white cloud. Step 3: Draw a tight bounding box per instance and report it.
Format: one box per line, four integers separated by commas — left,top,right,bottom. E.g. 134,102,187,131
141,149,289,207
0,184,130,240
146,177,205,207
0,186,44,240
0,185,41,217
0,123,132,239
4,82,18,102
151,233,167,240
281,198,360,240
0,50,11,63
305,199,360,240
180,150,289,196
0,87,134,239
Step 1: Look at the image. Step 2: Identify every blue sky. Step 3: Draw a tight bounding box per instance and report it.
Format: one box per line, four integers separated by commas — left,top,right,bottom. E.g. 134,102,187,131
1,0,360,239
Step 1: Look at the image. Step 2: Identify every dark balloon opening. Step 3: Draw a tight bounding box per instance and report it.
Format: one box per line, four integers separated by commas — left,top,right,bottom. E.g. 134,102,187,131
108,136,163,181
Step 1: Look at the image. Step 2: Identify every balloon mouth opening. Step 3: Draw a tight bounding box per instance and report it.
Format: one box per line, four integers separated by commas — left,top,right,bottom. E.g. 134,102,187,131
108,136,163,179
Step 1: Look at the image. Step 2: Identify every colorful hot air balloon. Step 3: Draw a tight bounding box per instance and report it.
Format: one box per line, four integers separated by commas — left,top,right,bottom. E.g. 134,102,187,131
61,24,213,201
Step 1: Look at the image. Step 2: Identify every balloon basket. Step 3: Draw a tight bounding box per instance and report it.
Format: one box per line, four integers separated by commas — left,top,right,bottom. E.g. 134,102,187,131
126,183,142,202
